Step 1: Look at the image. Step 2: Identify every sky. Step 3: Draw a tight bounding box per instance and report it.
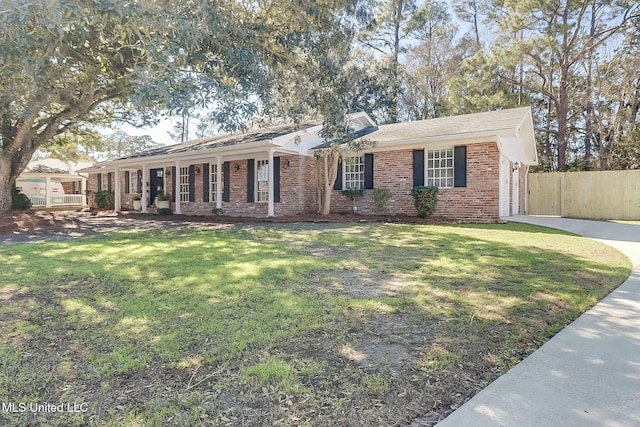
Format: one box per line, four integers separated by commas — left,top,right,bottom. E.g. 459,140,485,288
117,119,176,146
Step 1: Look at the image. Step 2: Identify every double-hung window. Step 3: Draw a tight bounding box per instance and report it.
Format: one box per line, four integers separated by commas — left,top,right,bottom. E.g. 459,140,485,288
129,170,139,194
179,167,190,202
210,163,220,202
256,160,269,202
344,155,365,189
427,148,454,188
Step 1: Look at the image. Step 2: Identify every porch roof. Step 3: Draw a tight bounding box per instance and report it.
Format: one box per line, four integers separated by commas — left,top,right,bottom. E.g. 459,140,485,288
116,122,320,160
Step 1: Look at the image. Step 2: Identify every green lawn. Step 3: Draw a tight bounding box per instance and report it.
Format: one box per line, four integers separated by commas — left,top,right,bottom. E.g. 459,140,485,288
0,222,630,426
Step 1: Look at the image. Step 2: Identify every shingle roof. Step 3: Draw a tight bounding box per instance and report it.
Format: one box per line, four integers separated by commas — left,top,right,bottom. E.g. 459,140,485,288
367,107,531,143
115,122,320,161
25,159,93,174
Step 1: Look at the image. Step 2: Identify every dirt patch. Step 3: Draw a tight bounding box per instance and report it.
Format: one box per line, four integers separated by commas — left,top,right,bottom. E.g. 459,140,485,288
0,210,80,233
0,209,460,246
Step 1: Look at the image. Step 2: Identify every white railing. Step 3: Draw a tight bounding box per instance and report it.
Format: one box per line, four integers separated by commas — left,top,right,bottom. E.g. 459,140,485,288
27,194,85,207
30,196,46,207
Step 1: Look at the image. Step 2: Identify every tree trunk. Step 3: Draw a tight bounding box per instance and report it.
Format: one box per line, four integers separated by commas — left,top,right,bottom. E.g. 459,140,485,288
389,0,404,124
557,6,570,172
315,149,340,215
557,64,569,171
583,0,596,170
316,155,323,213
0,158,17,212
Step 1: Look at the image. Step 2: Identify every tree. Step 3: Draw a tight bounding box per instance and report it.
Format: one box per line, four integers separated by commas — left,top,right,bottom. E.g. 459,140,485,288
590,27,640,169
452,0,490,50
357,0,451,122
402,8,464,120
0,0,357,212
94,132,163,162
486,0,639,171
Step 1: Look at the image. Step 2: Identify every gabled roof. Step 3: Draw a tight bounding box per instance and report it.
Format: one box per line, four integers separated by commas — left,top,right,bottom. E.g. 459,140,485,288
82,107,537,172
368,107,532,143
362,107,538,165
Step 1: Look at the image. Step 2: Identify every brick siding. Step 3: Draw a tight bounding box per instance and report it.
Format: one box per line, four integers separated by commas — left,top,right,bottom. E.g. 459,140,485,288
330,142,501,222
87,142,507,222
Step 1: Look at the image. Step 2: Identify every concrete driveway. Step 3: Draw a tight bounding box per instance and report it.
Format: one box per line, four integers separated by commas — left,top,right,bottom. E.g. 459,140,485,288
437,216,640,427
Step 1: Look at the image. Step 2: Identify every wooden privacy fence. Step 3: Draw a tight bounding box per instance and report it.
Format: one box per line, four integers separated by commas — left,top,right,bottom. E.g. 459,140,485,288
528,170,640,220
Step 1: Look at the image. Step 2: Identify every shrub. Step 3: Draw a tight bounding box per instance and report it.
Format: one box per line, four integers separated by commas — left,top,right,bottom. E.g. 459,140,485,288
410,186,439,218
373,188,391,213
211,208,224,216
132,194,142,201
155,192,171,201
94,191,115,209
341,188,365,212
157,207,173,215
11,185,32,210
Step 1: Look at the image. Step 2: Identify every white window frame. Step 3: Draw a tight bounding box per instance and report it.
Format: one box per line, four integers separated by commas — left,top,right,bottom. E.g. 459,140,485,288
426,148,454,189
256,160,269,203
129,170,139,194
179,166,190,202
210,163,218,202
101,174,109,192
343,155,365,190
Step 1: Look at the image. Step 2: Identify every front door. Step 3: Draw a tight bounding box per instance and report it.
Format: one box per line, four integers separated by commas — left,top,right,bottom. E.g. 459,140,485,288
149,168,164,206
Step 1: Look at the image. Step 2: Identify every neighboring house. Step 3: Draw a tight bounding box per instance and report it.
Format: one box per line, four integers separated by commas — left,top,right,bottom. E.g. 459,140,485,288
17,159,92,208
82,107,538,222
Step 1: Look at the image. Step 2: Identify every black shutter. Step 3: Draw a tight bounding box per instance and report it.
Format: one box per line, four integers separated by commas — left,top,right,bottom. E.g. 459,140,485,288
364,153,374,189
334,160,343,190
171,167,176,202
273,156,281,203
222,162,230,202
137,170,142,193
413,150,424,187
124,171,130,194
97,173,102,192
246,159,255,203
202,163,210,202
188,165,195,202
454,146,467,188
107,172,113,192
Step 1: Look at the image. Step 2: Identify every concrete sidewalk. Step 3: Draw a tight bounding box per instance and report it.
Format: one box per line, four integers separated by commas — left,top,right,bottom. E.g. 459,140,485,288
437,216,640,427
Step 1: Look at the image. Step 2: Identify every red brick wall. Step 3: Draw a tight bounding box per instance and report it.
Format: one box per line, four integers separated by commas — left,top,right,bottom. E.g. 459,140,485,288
329,142,501,222
142,156,318,216
87,142,502,221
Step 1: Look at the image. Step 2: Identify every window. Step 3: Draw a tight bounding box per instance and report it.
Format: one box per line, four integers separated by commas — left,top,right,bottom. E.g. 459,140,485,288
210,163,219,202
256,160,268,202
129,170,139,194
427,148,454,188
344,155,365,189
102,174,110,192
179,167,189,202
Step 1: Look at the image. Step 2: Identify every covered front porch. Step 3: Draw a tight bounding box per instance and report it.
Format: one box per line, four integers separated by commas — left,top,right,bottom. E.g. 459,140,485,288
17,173,88,208
87,144,316,217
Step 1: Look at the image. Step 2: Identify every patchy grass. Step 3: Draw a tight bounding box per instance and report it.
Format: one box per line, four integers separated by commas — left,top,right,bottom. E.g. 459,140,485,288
0,222,630,426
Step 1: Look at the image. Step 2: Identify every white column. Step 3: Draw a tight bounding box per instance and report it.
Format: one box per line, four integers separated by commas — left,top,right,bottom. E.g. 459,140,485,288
114,168,121,212
141,165,149,213
45,176,52,207
80,177,87,206
267,149,274,217
216,157,222,209
174,160,181,214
